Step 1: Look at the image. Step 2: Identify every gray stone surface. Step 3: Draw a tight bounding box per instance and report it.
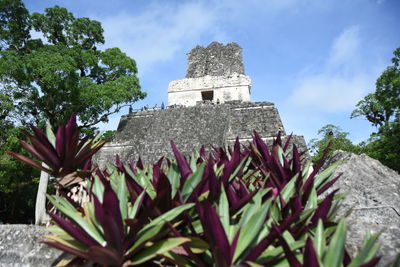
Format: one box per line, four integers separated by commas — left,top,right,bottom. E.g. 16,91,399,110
325,151,400,266
95,101,308,166
186,42,245,78
0,225,64,266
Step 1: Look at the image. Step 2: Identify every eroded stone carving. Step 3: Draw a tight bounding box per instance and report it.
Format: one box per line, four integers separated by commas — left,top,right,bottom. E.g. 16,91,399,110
186,42,245,78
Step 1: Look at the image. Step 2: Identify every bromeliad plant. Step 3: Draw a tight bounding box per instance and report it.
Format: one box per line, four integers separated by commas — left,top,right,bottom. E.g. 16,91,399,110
9,116,383,266
158,134,381,267
6,114,107,188
44,169,194,266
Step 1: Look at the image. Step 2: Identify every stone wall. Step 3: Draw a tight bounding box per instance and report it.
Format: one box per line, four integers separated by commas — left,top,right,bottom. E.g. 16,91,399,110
95,101,308,166
186,42,244,78
168,74,251,106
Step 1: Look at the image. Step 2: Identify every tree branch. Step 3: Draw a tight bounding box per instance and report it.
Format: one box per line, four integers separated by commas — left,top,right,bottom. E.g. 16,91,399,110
79,103,132,129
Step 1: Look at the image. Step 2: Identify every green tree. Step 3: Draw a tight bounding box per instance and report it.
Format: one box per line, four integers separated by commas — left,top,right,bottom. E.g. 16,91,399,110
351,47,399,126
0,0,146,223
0,126,40,223
0,0,146,129
308,124,362,164
362,123,400,172
100,130,116,141
351,47,400,172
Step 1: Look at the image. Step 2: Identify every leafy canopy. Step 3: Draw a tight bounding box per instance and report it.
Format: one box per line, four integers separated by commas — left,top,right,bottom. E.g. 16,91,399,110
0,125,40,223
311,48,400,172
308,124,363,164
351,47,400,172
0,0,145,223
351,47,400,127
361,122,400,172
0,0,146,129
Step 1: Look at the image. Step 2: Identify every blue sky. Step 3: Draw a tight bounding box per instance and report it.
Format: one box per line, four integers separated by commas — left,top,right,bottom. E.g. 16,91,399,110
25,0,400,144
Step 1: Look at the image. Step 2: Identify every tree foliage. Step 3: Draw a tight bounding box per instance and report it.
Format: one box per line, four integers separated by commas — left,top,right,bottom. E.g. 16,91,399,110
0,125,40,223
308,124,363,164
313,48,400,173
0,0,146,223
351,48,399,126
351,47,400,172
0,0,146,129
362,122,400,172
100,130,116,141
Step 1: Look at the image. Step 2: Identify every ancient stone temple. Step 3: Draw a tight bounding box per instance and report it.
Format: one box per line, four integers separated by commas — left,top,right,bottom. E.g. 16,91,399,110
96,42,307,165
168,42,251,106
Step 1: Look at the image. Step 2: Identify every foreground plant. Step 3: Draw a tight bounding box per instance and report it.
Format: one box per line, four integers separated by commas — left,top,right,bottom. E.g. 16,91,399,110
9,116,383,266
45,170,194,266
161,133,381,267
6,114,107,188
48,133,383,266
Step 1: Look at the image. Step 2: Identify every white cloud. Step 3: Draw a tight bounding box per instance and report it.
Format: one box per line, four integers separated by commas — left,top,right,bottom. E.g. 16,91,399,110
328,26,360,70
100,2,220,73
98,0,306,74
290,73,372,112
288,25,377,112
215,0,300,17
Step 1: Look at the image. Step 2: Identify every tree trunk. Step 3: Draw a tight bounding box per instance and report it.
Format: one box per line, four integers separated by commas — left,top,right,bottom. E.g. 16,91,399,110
35,164,50,225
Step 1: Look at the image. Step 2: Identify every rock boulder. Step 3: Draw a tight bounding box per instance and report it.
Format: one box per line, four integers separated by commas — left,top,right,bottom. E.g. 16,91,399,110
0,225,63,266
325,150,400,266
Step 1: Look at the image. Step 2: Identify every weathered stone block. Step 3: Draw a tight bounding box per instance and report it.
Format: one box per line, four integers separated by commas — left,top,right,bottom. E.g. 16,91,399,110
0,225,63,266
186,42,244,78
324,151,400,266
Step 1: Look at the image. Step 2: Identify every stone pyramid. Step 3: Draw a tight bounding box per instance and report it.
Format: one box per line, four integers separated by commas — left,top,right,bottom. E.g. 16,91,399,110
96,42,307,165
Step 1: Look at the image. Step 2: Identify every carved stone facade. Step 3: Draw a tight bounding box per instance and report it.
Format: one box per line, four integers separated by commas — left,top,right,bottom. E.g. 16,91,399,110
168,42,250,107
